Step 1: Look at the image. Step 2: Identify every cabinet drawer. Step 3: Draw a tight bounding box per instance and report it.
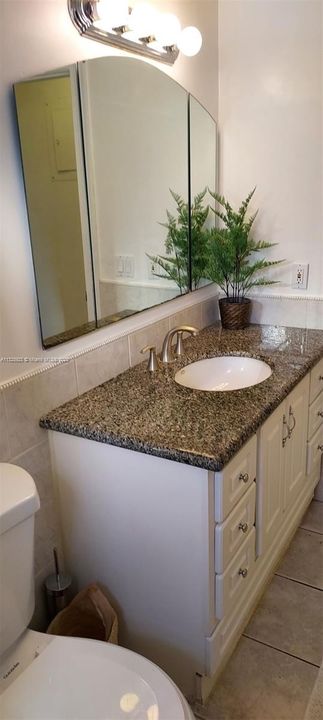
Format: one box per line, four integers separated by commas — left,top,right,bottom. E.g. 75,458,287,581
215,527,256,620
214,435,257,522
308,390,323,440
215,482,256,574
307,424,323,475
309,358,323,403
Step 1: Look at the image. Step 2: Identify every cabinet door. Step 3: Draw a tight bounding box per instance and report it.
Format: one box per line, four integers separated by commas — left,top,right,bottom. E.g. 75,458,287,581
257,402,285,555
309,357,323,403
284,375,310,511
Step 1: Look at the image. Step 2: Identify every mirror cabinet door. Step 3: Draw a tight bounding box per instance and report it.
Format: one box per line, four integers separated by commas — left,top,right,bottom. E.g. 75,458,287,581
78,57,190,328
14,70,96,348
189,95,216,291
15,58,216,347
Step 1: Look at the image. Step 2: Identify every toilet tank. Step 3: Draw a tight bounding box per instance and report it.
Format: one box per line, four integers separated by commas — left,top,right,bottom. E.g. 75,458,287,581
0,464,40,655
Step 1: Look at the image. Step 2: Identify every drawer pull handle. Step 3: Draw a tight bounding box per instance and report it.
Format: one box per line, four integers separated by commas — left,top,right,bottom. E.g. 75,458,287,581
319,375,323,381
238,522,249,534
288,406,296,436
282,415,289,447
239,568,248,578
318,411,323,418
239,472,249,484
318,445,323,452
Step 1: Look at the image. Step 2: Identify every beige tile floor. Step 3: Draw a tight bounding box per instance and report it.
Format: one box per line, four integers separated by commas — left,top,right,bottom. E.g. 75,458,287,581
195,500,323,720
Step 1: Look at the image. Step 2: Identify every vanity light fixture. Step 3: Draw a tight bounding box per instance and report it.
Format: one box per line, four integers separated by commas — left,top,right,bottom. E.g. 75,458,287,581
68,0,202,65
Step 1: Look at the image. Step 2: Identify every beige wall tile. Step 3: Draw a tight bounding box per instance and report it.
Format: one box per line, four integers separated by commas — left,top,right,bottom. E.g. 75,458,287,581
169,302,202,332
129,318,169,367
12,439,55,506
201,298,220,328
250,297,308,328
75,336,129,395
306,300,323,330
4,360,78,457
0,390,10,461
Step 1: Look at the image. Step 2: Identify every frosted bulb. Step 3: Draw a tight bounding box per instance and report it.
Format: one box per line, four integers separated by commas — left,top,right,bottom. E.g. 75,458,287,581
178,26,202,57
129,3,158,38
155,13,181,47
96,0,129,29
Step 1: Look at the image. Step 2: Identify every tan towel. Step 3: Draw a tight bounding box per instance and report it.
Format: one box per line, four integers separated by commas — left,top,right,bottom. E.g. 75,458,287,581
47,583,118,645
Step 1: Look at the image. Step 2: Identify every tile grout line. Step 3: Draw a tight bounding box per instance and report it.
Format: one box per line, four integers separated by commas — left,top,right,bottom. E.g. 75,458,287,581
299,526,323,536
242,634,321,669
275,571,323,592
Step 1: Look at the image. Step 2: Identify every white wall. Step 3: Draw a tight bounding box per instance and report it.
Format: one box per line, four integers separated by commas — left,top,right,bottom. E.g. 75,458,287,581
218,0,323,298
0,0,218,374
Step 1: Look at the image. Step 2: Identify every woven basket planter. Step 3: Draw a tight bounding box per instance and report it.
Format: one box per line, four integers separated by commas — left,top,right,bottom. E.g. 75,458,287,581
219,298,251,330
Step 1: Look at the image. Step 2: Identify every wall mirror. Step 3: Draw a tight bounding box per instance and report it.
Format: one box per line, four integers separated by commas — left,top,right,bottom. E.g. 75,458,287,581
14,57,216,348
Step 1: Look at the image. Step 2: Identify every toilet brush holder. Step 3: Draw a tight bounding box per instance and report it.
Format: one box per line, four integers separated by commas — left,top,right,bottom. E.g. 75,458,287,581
44,548,72,621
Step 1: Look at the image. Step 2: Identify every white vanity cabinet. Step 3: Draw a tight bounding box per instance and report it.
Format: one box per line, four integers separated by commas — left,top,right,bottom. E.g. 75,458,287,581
48,365,321,704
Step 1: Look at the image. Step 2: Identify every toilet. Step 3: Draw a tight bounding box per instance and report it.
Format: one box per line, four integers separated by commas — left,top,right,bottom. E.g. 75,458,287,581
0,464,194,719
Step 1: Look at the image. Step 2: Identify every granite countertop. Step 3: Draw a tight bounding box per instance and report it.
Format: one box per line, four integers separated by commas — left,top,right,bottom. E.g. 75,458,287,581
40,324,323,472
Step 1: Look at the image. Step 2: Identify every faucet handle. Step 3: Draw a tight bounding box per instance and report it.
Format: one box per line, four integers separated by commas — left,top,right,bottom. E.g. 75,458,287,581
140,345,159,373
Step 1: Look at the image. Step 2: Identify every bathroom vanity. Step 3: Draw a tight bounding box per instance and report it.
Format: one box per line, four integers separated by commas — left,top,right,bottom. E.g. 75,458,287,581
41,324,323,702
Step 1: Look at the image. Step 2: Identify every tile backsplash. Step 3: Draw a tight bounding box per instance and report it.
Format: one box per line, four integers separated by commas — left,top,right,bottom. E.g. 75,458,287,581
0,294,219,630
250,294,323,329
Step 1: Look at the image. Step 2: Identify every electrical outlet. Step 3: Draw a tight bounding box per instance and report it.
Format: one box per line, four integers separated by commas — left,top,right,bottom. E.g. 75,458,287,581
292,263,309,290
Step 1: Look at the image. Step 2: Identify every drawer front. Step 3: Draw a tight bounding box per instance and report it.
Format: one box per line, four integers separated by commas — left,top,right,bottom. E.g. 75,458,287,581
215,482,256,574
214,435,257,522
307,424,323,475
215,527,256,620
308,390,323,440
309,358,323,404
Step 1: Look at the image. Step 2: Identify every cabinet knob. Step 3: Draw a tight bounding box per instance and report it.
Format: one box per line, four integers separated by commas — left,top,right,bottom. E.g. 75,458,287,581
318,411,323,418
239,472,249,484
318,445,323,452
238,567,248,578
238,522,249,534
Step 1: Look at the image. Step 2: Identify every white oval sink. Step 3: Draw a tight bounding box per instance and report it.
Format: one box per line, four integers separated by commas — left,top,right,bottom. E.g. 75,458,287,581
175,356,272,392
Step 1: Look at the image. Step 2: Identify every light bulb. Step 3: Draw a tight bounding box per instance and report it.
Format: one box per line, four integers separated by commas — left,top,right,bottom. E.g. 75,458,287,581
155,13,181,47
95,0,129,30
129,3,159,38
178,26,202,57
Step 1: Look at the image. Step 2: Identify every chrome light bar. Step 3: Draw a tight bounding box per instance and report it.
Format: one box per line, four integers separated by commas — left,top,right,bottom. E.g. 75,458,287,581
68,0,180,65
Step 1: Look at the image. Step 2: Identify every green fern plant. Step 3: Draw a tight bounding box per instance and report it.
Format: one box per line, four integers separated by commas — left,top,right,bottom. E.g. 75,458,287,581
147,188,210,294
206,188,284,300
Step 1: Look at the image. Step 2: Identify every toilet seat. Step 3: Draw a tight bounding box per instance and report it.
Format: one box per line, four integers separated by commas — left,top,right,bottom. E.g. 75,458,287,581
0,631,194,720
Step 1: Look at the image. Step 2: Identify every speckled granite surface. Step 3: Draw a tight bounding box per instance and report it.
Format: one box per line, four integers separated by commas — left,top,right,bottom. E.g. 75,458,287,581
40,324,323,471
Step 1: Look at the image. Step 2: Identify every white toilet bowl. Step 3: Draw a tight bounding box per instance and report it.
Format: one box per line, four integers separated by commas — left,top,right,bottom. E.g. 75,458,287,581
0,464,194,720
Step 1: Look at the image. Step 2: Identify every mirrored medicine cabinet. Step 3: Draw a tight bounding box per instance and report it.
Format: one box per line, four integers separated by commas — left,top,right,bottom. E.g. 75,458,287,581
14,57,217,348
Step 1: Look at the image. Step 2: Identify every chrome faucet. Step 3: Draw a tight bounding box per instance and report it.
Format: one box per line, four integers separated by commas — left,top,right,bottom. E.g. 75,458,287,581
161,325,199,364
